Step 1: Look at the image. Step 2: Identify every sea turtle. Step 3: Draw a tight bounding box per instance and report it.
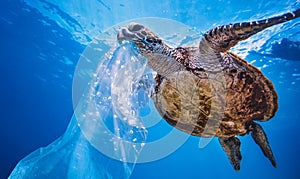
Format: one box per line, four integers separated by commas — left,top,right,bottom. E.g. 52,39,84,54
117,9,300,171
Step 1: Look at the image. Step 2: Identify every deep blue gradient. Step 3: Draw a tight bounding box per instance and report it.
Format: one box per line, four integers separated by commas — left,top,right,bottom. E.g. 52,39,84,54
1,0,300,178
0,1,84,177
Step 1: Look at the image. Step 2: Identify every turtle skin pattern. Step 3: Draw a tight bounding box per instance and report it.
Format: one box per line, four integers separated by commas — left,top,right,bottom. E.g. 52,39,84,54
117,9,300,171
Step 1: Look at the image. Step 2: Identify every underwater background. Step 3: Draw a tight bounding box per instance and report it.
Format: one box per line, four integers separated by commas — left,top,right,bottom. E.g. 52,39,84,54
1,0,300,178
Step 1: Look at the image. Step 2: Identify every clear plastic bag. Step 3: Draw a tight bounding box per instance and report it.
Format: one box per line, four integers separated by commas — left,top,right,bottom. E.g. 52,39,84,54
9,18,198,178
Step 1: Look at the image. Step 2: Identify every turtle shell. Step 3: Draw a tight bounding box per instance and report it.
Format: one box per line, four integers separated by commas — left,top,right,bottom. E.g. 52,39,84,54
153,51,278,138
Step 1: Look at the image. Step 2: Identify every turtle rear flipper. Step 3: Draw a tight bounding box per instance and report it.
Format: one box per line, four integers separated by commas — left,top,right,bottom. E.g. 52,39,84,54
200,9,300,53
219,136,242,171
251,122,277,167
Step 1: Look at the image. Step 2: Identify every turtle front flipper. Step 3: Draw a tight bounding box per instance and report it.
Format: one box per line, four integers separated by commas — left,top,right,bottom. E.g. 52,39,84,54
200,9,300,53
251,122,277,167
219,136,242,171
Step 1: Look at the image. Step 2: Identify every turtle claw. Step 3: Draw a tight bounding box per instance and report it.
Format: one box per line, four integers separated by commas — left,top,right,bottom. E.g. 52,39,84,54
251,122,277,167
219,137,242,171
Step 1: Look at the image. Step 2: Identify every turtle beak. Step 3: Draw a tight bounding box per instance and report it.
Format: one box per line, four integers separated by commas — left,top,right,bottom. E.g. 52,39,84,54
117,26,137,44
117,23,146,44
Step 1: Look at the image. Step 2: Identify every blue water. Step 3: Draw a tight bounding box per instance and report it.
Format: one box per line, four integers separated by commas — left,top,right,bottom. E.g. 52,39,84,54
1,0,300,178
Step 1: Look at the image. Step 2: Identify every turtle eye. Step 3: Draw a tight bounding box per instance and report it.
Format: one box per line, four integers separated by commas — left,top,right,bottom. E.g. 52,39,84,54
145,37,162,44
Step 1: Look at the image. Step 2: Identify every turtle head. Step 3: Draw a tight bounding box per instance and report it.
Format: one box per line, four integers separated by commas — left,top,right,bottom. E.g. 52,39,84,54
117,23,163,53
118,23,183,76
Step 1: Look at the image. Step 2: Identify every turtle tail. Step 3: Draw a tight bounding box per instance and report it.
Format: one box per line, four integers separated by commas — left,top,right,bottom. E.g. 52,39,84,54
201,9,300,53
